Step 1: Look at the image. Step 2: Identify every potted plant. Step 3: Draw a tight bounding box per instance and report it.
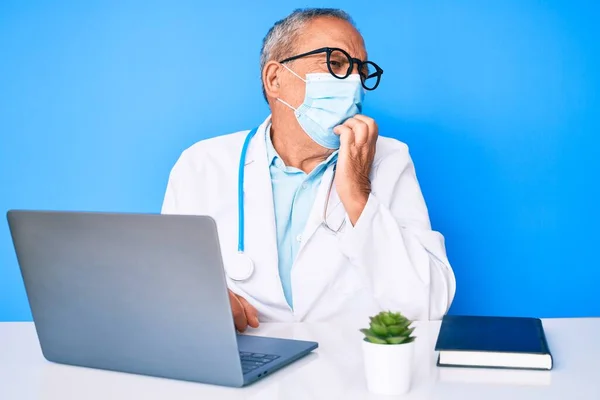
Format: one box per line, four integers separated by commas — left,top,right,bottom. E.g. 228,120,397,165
360,310,416,395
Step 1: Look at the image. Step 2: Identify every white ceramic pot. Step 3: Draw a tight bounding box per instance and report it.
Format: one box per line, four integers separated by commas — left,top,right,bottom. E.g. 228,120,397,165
362,339,415,395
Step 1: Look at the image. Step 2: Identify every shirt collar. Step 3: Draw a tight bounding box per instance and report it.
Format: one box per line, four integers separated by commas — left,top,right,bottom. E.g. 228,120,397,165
265,124,338,171
265,125,280,167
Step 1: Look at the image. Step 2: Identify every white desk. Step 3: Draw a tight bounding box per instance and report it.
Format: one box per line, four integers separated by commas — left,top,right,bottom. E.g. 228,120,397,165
1,318,598,399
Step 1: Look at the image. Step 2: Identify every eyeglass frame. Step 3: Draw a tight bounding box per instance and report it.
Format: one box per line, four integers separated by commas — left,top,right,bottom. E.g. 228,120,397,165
279,47,384,90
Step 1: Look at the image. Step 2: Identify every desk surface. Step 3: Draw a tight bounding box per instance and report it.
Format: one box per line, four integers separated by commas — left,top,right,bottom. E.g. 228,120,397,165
1,318,599,399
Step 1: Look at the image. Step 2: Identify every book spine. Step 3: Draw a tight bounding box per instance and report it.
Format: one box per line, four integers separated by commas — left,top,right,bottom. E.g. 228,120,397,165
536,319,553,368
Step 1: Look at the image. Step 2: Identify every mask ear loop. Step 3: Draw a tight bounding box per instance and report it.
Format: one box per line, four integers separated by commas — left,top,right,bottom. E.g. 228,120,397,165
276,64,308,112
277,97,297,111
281,64,307,82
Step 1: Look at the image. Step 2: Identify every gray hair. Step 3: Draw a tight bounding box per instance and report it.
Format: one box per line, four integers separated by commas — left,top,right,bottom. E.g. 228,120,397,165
259,8,356,102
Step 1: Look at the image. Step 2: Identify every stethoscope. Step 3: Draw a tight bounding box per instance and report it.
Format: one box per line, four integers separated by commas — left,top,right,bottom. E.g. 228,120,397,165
226,127,345,282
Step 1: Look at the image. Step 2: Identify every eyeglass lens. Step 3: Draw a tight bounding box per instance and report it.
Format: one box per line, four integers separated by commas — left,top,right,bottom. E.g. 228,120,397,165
327,49,380,90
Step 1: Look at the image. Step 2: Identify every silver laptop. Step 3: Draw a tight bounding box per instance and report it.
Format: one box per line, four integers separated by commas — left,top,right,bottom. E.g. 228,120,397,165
6,210,317,387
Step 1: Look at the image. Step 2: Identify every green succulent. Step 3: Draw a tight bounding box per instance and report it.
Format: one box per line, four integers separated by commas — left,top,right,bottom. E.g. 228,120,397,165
360,311,416,345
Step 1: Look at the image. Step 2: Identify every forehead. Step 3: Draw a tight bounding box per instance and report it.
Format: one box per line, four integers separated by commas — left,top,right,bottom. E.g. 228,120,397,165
294,17,367,60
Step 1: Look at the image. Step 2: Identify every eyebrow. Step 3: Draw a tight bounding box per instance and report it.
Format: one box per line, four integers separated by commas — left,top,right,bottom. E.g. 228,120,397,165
344,48,368,62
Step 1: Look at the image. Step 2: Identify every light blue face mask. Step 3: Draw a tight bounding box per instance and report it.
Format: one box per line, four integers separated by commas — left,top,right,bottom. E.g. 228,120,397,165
277,65,365,149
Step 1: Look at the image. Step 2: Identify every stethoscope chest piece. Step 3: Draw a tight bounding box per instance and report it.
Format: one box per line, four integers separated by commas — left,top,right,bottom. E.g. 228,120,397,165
227,252,255,281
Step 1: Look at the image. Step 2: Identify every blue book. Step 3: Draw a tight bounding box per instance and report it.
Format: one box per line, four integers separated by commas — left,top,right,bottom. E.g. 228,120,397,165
434,315,553,370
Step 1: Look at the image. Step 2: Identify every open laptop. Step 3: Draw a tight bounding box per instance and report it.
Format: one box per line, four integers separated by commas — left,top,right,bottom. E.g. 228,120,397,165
6,210,318,387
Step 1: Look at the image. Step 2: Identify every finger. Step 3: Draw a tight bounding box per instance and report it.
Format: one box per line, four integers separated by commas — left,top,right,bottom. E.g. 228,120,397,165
228,290,248,332
353,114,378,139
333,123,353,136
352,114,373,124
333,124,355,147
341,118,369,145
237,296,260,328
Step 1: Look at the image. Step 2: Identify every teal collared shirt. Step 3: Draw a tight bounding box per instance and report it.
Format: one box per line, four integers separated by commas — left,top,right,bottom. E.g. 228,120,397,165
265,130,337,309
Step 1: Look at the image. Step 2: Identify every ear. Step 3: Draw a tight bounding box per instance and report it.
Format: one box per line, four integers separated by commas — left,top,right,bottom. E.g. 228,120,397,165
262,61,282,100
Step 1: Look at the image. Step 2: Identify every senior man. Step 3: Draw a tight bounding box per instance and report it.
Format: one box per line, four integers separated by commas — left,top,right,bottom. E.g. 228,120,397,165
161,8,456,331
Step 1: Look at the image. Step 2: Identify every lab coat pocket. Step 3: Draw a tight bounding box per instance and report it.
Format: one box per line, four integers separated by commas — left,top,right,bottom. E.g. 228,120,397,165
324,261,369,319
331,263,363,296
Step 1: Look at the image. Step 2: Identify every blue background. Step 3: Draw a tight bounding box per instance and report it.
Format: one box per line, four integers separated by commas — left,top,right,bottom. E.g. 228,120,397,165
1,1,598,321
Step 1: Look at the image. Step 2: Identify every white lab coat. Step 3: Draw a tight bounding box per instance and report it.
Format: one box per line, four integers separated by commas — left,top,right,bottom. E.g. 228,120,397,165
161,115,456,323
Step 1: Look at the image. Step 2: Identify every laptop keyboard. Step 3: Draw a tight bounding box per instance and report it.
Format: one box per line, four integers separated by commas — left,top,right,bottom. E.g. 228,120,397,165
239,351,280,374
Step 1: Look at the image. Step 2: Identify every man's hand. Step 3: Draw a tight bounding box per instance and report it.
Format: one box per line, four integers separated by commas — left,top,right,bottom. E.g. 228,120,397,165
333,115,378,225
228,289,259,332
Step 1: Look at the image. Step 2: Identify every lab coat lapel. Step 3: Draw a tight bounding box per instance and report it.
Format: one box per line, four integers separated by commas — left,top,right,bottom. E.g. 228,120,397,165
241,119,289,309
292,165,346,321
298,165,344,253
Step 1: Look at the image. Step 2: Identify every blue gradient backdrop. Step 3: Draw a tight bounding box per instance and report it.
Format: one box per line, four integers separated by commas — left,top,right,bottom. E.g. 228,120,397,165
1,1,598,320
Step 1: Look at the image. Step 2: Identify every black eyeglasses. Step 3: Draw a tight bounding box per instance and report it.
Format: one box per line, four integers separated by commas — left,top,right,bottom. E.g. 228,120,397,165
279,47,384,90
